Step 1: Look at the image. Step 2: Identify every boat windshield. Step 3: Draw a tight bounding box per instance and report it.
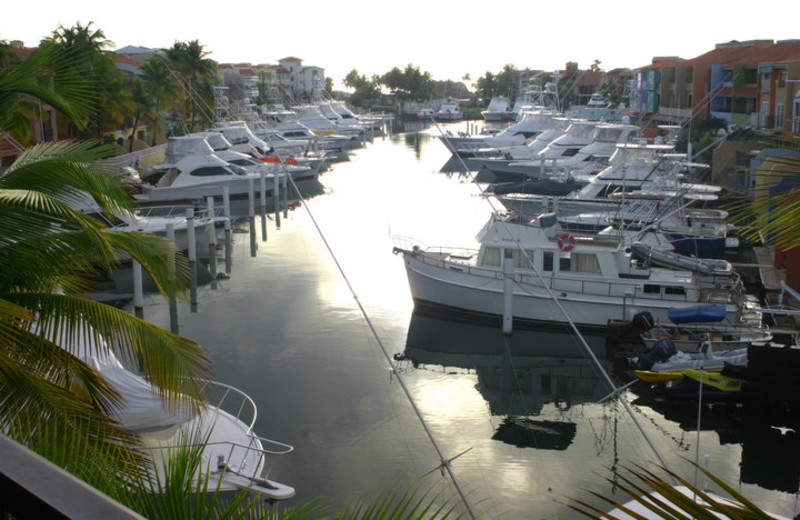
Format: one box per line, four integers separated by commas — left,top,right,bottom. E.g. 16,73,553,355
228,164,248,175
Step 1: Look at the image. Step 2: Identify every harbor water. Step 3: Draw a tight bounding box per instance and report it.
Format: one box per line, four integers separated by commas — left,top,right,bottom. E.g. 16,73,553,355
131,121,800,519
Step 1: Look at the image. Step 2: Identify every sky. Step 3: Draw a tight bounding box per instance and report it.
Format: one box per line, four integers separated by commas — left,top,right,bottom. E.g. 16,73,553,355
3,0,799,91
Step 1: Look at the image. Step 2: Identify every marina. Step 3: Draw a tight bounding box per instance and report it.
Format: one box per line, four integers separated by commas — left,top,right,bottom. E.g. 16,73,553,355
123,120,800,519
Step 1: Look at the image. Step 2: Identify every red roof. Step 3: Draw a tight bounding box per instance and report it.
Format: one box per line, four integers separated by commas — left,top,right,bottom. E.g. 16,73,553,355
639,40,800,71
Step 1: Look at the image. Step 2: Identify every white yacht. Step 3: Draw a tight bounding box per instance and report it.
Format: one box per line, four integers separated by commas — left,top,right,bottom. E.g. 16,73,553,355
393,212,753,332
438,110,561,158
503,120,643,181
435,100,462,121
53,325,295,500
496,144,719,219
481,96,512,121
136,136,283,203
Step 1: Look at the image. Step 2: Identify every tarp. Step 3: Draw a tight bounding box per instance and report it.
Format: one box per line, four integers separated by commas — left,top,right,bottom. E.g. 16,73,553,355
668,304,726,324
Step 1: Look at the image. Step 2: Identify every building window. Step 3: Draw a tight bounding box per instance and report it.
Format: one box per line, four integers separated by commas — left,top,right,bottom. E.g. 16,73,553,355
776,103,785,129
779,71,787,88
794,98,800,133
762,73,770,93
761,101,770,126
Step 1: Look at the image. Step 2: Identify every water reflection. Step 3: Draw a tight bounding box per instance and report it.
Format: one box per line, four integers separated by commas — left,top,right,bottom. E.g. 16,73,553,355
631,391,800,494
400,306,623,451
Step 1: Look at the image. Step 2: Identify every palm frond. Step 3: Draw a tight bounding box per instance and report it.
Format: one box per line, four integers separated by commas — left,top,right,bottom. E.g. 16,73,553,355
334,474,478,520
6,292,209,407
0,40,96,129
566,462,774,520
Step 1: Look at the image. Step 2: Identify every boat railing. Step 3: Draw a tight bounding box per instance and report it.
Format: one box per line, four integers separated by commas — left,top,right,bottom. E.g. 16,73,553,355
198,379,259,433
197,379,294,484
175,435,293,490
136,204,228,223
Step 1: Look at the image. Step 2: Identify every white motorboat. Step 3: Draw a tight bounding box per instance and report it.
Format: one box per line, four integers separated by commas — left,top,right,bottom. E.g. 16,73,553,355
52,325,295,500
435,100,462,121
496,144,718,219
440,110,561,158
501,120,644,182
624,302,773,354
417,107,435,119
481,96,513,121
136,137,283,203
393,212,753,332
473,118,589,179
289,104,365,139
212,121,274,158
276,119,361,152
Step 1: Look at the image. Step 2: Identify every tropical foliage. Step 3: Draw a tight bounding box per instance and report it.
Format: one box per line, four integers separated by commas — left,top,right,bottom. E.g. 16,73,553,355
0,23,210,506
473,64,518,102
725,132,800,250
165,39,218,132
567,462,774,520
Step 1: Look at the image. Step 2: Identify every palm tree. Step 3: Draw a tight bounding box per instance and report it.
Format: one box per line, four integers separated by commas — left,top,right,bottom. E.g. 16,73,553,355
0,40,95,147
43,21,137,141
165,40,218,132
136,56,182,146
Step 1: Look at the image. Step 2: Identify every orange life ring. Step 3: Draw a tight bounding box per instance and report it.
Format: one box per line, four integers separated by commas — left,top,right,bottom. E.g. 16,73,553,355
558,233,575,251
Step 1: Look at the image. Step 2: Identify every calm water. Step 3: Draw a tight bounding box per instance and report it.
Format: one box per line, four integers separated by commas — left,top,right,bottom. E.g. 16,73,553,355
132,121,800,519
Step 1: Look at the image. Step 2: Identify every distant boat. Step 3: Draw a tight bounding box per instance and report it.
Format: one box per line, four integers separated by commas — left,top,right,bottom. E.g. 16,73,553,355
435,100,462,121
481,96,512,121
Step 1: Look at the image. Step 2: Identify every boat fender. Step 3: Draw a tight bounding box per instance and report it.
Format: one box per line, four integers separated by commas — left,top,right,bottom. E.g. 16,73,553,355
558,233,576,252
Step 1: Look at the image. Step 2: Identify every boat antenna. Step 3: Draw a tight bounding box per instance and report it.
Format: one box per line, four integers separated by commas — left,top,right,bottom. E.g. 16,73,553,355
278,152,479,519
432,119,676,478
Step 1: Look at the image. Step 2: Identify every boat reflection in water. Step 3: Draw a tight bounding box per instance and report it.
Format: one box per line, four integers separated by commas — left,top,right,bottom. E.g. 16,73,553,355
399,304,622,450
631,390,800,494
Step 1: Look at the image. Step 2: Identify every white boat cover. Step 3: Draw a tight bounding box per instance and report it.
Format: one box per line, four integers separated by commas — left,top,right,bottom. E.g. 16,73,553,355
60,328,196,433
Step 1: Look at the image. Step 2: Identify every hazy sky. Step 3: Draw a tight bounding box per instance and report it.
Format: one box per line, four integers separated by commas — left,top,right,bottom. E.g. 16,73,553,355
4,0,798,90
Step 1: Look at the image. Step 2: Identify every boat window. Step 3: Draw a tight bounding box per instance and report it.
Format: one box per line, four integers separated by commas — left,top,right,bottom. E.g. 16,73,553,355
558,252,599,273
643,284,661,294
228,158,258,166
190,166,233,177
543,251,554,272
664,286,686,296
562,148,580,157
228,164,248,175
568,253,600,273
481,247,501,266
512,249,536,269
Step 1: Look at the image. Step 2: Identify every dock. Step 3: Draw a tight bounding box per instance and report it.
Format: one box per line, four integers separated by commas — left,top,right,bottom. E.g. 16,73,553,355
734,247,800,334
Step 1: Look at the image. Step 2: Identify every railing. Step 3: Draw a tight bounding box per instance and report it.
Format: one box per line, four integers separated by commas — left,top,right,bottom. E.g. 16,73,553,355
193,379,294,486
0,434,145,519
